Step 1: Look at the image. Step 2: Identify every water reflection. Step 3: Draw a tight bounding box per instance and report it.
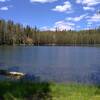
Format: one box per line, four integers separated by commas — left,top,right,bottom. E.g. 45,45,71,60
0,46,100,84
89,65,100,85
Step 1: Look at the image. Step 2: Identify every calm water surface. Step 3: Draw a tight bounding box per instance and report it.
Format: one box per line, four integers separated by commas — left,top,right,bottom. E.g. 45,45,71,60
0,46,100,84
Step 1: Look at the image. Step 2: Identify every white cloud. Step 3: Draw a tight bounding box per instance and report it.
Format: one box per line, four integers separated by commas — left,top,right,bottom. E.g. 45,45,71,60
83,6,95,11
76,0,81,3
41,26,49,31
87,13,100,22
30,0,57,3
76,0,100,6
40,26,51,31
0,5,13,11
40,26,55,31
0,0,6,2
41,20,75,31
87,22,93,27
66,14,88,22
0,6,8,10
52,1,72,12
0,0,10,2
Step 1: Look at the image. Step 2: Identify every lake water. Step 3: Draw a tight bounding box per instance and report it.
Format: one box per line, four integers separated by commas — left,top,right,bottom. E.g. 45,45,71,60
0,46,100,84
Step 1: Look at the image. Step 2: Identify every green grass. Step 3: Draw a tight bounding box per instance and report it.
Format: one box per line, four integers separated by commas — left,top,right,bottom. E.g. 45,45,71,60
0,81,100,100
51,83,100,100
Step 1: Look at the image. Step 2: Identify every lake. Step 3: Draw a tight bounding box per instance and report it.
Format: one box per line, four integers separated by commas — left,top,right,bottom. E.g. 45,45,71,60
0,46,100,84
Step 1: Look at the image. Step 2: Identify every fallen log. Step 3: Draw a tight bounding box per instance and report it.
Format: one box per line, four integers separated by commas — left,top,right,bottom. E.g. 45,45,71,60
0,69,25,79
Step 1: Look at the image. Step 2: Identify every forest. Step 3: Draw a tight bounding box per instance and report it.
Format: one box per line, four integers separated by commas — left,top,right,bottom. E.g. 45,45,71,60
0,19,100,45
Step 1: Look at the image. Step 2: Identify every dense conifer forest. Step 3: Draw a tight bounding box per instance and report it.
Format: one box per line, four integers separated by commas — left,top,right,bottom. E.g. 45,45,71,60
0,19,100,45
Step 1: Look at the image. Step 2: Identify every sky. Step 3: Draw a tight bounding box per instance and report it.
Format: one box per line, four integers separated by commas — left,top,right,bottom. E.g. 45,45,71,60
0,0,100,31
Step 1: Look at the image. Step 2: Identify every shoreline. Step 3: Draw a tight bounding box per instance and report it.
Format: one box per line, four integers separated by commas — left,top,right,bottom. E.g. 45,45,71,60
0,44,100,47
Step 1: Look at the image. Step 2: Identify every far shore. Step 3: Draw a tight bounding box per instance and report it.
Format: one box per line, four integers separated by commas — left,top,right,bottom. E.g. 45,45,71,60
0,44,100,47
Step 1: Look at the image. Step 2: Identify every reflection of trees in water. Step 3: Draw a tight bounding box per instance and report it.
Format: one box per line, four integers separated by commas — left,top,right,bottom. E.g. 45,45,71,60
0,66,52,100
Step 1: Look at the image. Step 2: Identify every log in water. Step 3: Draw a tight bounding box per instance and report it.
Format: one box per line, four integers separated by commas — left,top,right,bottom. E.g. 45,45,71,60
0,69,25,79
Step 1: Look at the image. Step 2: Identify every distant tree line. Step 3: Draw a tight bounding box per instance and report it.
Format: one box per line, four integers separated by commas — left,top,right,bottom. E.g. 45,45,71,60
0,19,100,45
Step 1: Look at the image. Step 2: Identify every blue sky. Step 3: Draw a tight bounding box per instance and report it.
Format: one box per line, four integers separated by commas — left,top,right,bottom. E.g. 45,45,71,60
0,0,100,30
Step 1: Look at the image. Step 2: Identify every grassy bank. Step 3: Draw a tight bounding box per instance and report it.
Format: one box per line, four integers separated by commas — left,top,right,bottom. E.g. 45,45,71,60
0,81,100,100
